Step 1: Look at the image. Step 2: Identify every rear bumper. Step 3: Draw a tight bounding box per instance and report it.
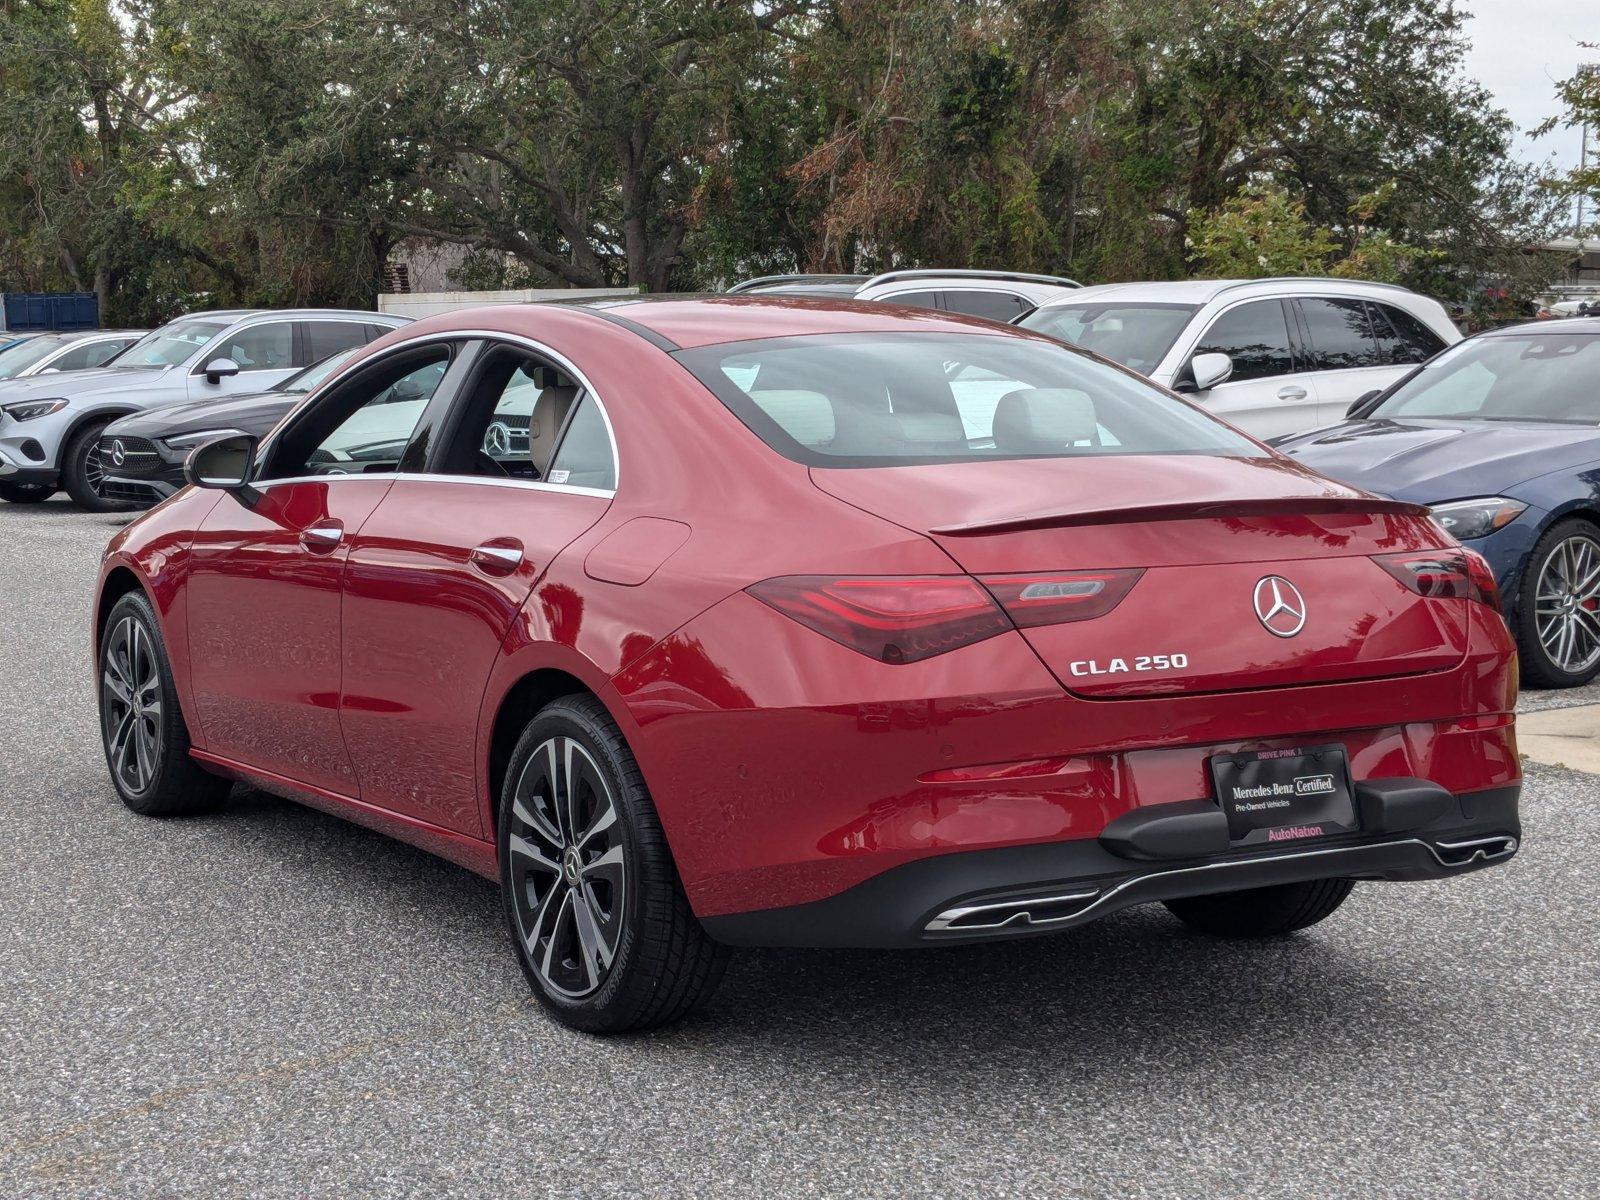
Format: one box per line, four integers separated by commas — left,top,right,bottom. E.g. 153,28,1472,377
702,783,1520,948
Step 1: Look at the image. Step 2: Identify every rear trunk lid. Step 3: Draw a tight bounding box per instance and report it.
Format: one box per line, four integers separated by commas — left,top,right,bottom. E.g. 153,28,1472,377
810,455,1470,697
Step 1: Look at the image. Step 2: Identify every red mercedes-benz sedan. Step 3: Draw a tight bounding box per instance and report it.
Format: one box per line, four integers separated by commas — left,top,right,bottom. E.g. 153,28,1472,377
93,297,1521,1032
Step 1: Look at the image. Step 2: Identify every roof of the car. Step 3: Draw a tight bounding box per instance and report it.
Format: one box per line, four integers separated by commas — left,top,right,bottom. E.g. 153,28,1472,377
1481,316,1600,337
169,308,405,325
54,328,144,341
421,294,1042,351
1037,277,1420,308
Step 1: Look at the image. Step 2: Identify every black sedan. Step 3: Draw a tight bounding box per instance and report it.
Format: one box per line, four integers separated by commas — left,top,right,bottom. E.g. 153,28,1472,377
98,348,363,505
1276,317,1600,687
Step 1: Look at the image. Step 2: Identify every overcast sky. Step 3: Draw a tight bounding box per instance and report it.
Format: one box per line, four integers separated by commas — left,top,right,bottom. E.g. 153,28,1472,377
1461,0,1594,171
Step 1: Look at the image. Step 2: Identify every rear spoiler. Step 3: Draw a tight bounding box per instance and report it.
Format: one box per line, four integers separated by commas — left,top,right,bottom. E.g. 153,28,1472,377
930,496,1431,536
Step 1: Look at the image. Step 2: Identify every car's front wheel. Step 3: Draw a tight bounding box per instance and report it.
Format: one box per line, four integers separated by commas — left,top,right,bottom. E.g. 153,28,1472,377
98,591,231,815
1518,517,1600,688
62,419,131,512
0,481,53,503
1164,878,1354,937
498,694,728,1033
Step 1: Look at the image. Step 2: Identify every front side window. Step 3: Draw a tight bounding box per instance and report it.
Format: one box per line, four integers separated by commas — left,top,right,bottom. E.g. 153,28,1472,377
207,322,294,372
677,332,1262,467
1020,302,1198,374
111,320,228,368
1191,300,1296,383
1300,298,1380,370
265,350,448,478
1372,334,1600,423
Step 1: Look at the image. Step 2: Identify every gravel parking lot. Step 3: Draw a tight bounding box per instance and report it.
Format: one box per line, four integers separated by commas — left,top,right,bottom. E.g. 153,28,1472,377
1,499,1596,1199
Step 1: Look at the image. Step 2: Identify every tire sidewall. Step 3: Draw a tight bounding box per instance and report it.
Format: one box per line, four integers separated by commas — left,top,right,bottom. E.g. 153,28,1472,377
1517,518,1600,688
0,482,53,503
64,419,127,513
98,592,188,812
497,699,649,1030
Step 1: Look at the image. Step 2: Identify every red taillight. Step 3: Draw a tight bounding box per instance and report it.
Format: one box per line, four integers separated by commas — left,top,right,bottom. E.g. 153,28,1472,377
748,568,1143,664
1375,549,1500,608
979,569,1144,628
747,576,1011,664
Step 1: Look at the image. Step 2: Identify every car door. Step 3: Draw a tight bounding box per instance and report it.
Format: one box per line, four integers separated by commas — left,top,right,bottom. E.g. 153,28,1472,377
187,319,301,401
338,341,615,835
184,343,455,795
1292,298,1398,424
1181,298,1316,437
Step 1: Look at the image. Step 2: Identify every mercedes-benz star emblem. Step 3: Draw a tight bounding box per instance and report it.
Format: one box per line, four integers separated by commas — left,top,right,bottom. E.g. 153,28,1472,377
1253,575,1307,638
483,422,511,457
110,439,126,467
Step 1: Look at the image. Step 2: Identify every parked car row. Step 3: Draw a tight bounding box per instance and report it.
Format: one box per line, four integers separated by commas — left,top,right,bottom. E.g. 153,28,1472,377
8,277,1600,693
0,308,406,508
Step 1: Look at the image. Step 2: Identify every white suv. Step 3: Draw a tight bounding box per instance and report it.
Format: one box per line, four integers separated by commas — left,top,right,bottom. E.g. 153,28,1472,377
0,308,406,510
1018,278,1460,439
727,269,1080,323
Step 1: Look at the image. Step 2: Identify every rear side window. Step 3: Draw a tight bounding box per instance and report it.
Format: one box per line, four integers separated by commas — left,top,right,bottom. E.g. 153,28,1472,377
1300,299,1380,369
1372,303,1446,364
546,396,616,490
941,290,1033,322
305,320,376,363
1192,300,1295,382
676,332,1262,467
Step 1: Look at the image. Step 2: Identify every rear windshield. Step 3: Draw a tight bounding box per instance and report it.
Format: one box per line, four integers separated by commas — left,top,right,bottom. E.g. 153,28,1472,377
1371,333,1600,423
1018,303,1198,374
676,332,1262,467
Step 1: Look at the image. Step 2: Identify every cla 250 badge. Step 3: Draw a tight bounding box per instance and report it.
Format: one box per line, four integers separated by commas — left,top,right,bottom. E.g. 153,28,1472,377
1069,652,1190,677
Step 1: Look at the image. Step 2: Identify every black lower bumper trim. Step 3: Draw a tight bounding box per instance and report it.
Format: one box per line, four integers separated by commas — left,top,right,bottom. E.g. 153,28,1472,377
701,784,1521,948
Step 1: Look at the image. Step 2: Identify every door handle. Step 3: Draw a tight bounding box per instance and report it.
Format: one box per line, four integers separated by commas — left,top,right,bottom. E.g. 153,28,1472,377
299,520,344,553
1276,385,1308,401
471,539,525,576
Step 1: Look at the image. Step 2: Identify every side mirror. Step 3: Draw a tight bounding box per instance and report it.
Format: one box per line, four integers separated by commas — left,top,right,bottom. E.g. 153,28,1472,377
202,357,240,384
1189,352,1234,392
39,367,59,375
184,433,260,504
1346,389,1381,418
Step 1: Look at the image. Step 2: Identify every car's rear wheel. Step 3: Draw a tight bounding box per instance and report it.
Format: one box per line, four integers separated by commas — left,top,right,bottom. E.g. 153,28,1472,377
498,694,728,1033
1163,878,1354,937
62,419,131,513
98,591,231,816
1518,518,1600,688
0,481,53,503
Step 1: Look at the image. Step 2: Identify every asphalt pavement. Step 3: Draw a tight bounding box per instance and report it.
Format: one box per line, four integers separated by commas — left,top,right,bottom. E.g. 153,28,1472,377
1,498,1596,1199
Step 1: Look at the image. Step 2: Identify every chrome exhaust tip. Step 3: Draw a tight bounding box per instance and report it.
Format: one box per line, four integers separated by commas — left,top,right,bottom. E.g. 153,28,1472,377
1431,834,1519,868
925,888,1101,935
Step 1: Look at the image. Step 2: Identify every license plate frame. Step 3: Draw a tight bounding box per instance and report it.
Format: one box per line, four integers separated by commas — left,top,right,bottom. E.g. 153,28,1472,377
1209,744,1359,847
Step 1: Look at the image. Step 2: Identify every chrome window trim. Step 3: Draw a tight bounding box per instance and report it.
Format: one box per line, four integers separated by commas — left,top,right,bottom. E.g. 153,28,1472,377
254,326,620,494
249,472,615,500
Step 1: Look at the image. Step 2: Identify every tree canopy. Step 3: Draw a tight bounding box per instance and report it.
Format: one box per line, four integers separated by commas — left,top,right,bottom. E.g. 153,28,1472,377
0,0,1571,324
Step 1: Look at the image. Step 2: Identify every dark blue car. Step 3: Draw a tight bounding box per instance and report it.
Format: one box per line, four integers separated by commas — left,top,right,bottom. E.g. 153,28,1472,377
1276,317,1600,688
